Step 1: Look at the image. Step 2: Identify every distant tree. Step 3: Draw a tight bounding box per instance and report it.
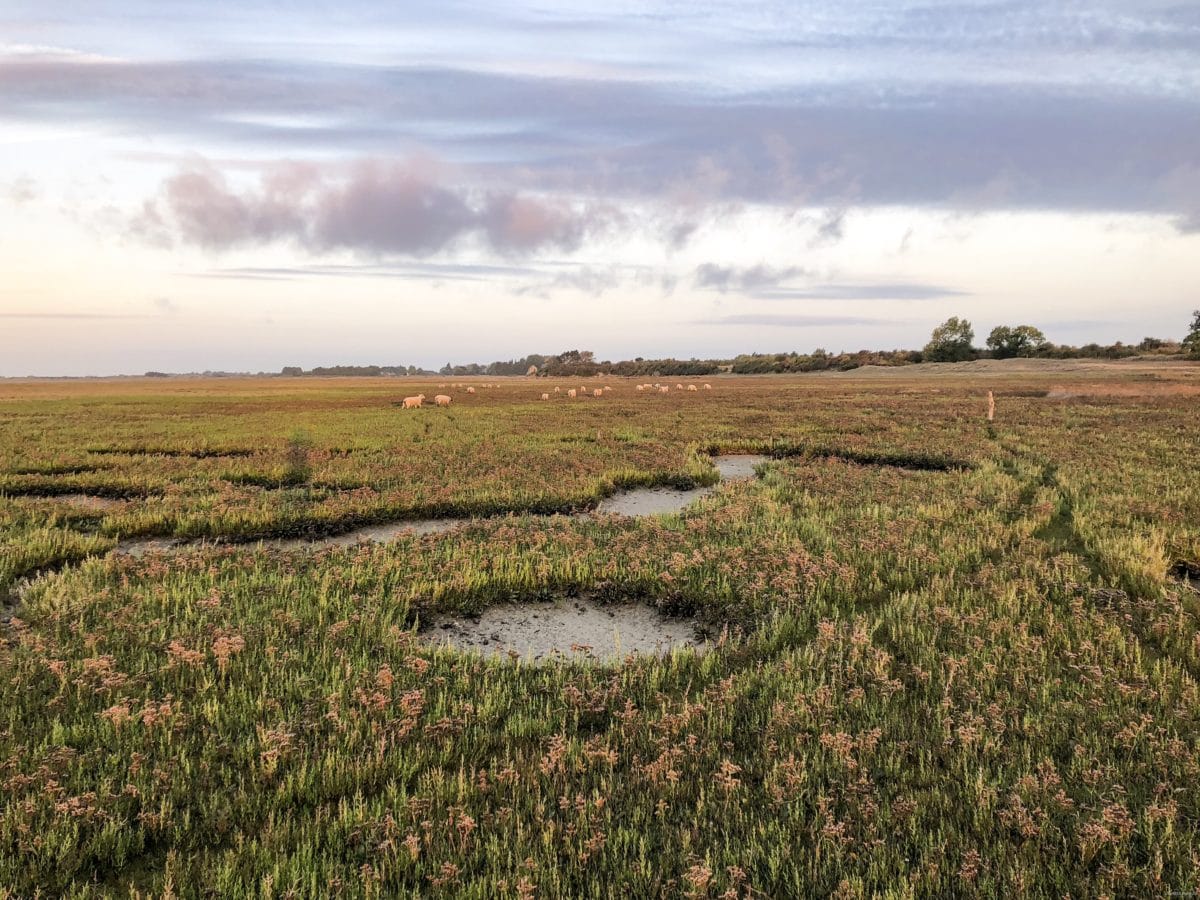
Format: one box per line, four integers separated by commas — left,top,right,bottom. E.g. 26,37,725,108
986,324,1048,359
280,366,303,376
1184,310,1200,358
924,317,976,362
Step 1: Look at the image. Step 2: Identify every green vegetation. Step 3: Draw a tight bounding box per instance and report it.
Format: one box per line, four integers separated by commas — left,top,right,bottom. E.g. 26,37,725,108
923,317,976,362
985,325,1048,359
2,368,1200,896
1184,309,1200,359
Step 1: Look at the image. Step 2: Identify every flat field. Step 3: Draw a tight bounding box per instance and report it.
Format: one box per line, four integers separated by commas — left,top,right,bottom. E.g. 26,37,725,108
2,361,1199,897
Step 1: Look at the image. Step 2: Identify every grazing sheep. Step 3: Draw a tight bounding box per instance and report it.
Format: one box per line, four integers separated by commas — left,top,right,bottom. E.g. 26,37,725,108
466,386,476,394
541,392,550,401
659,385,669,394
402,394,425,409
703,383,712,390
676,383,684,390
592,388,603,398
687,384,698,392
636,384,645,391
567,389,577,398
434,394,452,407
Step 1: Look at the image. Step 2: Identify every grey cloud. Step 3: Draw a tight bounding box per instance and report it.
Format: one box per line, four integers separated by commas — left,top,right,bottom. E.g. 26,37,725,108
480,193,612,255
194,262,541,281
142,160,611,256
696,314,882,327
810,208,847,247
753,283,968,301
3,176,38,204
4,55,1199,225
161,165,308,250
312,161,474,255
694,264,810,292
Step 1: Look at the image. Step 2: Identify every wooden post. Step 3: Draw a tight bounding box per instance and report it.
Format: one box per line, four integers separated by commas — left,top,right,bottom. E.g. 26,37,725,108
987,390,995,422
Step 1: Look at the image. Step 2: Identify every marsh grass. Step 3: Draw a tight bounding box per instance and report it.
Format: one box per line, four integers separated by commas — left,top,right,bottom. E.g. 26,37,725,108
1,372,1199,896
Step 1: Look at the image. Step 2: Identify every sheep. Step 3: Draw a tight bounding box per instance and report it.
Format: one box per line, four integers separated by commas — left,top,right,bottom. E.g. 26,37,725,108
554,386,561,393
434,394,451,407
659,385,669,394
676,383,684,390
703,383,712,390
567,389,577,398
541,392,550,401
636,384,645,392
687,384,698,392
402,394,425,409
466,386,476,394
592,388,603,398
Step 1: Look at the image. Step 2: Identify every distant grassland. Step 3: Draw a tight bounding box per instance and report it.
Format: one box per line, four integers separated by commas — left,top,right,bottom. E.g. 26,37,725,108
2,366,1200,897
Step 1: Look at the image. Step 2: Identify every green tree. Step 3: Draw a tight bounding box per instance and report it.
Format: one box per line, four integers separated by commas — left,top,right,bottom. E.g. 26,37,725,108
1184,310,1200,359
923,317,976,362
986,324,1048,359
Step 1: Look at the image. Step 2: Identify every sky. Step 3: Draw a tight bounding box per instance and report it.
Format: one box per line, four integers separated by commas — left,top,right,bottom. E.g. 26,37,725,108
2,1,1198,376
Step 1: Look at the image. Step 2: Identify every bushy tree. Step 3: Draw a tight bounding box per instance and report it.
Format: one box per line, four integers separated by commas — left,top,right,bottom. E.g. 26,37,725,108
923,317,976,362
1184,310,1200,358
986,324,1048,359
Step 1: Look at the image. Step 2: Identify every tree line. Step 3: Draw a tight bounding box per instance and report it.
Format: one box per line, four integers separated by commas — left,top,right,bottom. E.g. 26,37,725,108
260,312,1200,379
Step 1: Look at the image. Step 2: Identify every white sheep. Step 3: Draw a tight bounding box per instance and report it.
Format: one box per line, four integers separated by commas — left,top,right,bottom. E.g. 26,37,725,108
703,383,712,390
659,385,669,394
434,394,451,407
466,386,476,394
402,394,425,409
636,384,645,392
687,384,698,392
541,392,550,401
592,388,603,398
567,389,577,398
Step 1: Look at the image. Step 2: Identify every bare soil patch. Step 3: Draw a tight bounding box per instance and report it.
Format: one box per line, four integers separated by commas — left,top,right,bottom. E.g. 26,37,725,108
427,597,706,662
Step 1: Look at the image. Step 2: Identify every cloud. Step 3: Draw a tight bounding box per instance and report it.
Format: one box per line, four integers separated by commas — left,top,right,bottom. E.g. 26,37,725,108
514,263,677,298
694,263,811,292
6,48,1200,226
194,262,540,281
696,314,882,327
140,159,612,257
3,176,37,204
753,283,968,301
0,312,145,319
159,164,309,250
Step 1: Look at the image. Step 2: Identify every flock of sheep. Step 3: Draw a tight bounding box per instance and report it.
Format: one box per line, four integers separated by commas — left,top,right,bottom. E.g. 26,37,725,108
400,381,713,408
